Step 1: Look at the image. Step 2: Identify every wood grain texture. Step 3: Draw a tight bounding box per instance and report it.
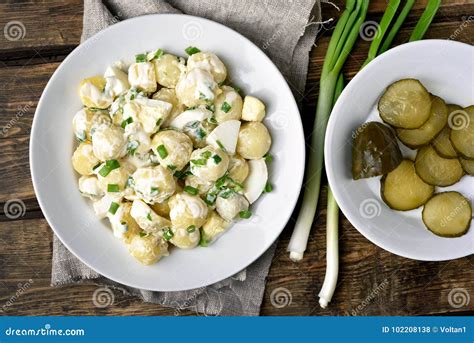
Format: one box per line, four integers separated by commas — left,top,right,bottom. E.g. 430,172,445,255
0,0,473,316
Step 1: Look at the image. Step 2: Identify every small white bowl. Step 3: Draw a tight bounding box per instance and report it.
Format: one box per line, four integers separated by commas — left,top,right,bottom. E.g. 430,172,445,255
325,40,474,261
30,14,305,291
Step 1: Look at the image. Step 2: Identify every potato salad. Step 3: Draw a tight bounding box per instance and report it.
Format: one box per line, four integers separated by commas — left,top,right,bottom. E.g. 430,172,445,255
71,47,273,265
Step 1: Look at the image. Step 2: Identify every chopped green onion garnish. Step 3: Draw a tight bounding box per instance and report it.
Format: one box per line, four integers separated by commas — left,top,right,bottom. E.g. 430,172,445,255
157,144,168,159
191,159,207,166
216,140,226,152
185,46,201,55
264,153,273,163
167,164,177,171
150,187,159,194
201,151,212,159
147,49,164,61
147,212,153,221
135,53,147,63
125,176,134,188
213,154,222,164
127,140,139,156
198,91,207,100
99,159,120,177
107,184,120,192
199,228,209,247
206,104,215,112
204,193,217,205
92,162,102,171
108,202,120,215
76,130,86,142
184,185,199,196
163,228,174,241
239,210,252,219
232,85,241,93
186,225,196,233
121,117,133,128
139,232,147,237
263,182,273,193
156,118,163,127
174,169,192,179
219,188,235,199
215,174,228,189
221,102,232,113
208,116,218,125
197,128,207,139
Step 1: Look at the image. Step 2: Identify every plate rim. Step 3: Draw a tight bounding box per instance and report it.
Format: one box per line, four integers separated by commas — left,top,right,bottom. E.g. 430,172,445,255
325,39,474,262
29,13,306,290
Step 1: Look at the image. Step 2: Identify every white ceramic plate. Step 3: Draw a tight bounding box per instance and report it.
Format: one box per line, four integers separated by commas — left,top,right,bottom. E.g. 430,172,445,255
326,40,474,261
30,14,305,291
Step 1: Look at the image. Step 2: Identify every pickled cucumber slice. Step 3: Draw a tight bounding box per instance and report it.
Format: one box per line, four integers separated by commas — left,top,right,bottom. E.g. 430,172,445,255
422,192,471,237
460,158,474,176
432,126,458,159
378,79,431,129
415,145,464,186
381,160,434,211
450,105,474,159
396,96,447,148
352,122,402,180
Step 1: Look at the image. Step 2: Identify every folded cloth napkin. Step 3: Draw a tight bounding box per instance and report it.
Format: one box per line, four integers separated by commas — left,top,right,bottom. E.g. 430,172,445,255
52,0,321,316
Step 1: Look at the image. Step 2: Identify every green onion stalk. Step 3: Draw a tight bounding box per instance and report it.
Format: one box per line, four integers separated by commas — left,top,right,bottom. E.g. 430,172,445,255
318,0,442,308
288,0,369,262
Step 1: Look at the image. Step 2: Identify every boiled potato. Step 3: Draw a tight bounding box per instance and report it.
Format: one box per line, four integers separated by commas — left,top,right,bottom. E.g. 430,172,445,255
189,145,229,182
175,68,220,107
168,192,209,229
200,211,230,245
78,175,103,200
97,161,135,193
214,86,242,122
152,88,186,127
236,122,271,159
151,130,193,170
186,51,227,83
91,125,126,161
128,62,157,92
184,174,214,196
127,233,169,265
153,54,185,88
79,76,113,109
215,191,249,221
107,202,141,242
241,96,265,122
228,155,249,183
72,142,100,176
132,165,176,204
170,226,200,249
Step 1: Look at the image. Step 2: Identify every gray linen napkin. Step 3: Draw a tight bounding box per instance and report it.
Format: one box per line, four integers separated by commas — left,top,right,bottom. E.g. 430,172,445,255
52,0,321,316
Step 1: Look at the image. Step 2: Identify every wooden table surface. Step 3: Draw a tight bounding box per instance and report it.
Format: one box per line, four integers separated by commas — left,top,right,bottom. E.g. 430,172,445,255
0,0,473,316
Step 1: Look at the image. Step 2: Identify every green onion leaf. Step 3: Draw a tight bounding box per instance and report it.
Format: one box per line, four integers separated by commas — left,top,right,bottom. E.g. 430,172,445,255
264,153,273,163
121,117,133,128
184,185,199,196
139,232,147,237
163,228,174,241
186,225,196,233
150,187,159,195
174,169,192,179
231,85,241,93
185,46,201,55
201,151,212,159
221,102,232,113
109,202,120,215
99,159,120,177
107,184,120,192
135,53,147,63
156,118,163,127
208,116,218,125
197,128,207,139
204,193,217,206
219,188,235,199
147,49,164,61
239,210,252,219
213,154,222,164
216,140,226,152
127,140,139,156
157,144,168,159
191,158,207,166
167,164,177,171
263,182,273,193
206,104,215,112
76,130,86,142
199,228,209,247
147,212,153,221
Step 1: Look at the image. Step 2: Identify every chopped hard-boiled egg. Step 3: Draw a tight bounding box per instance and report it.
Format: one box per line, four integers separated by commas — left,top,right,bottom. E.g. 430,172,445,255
169,107,213,130
243,158,268,204
206,119,241,155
